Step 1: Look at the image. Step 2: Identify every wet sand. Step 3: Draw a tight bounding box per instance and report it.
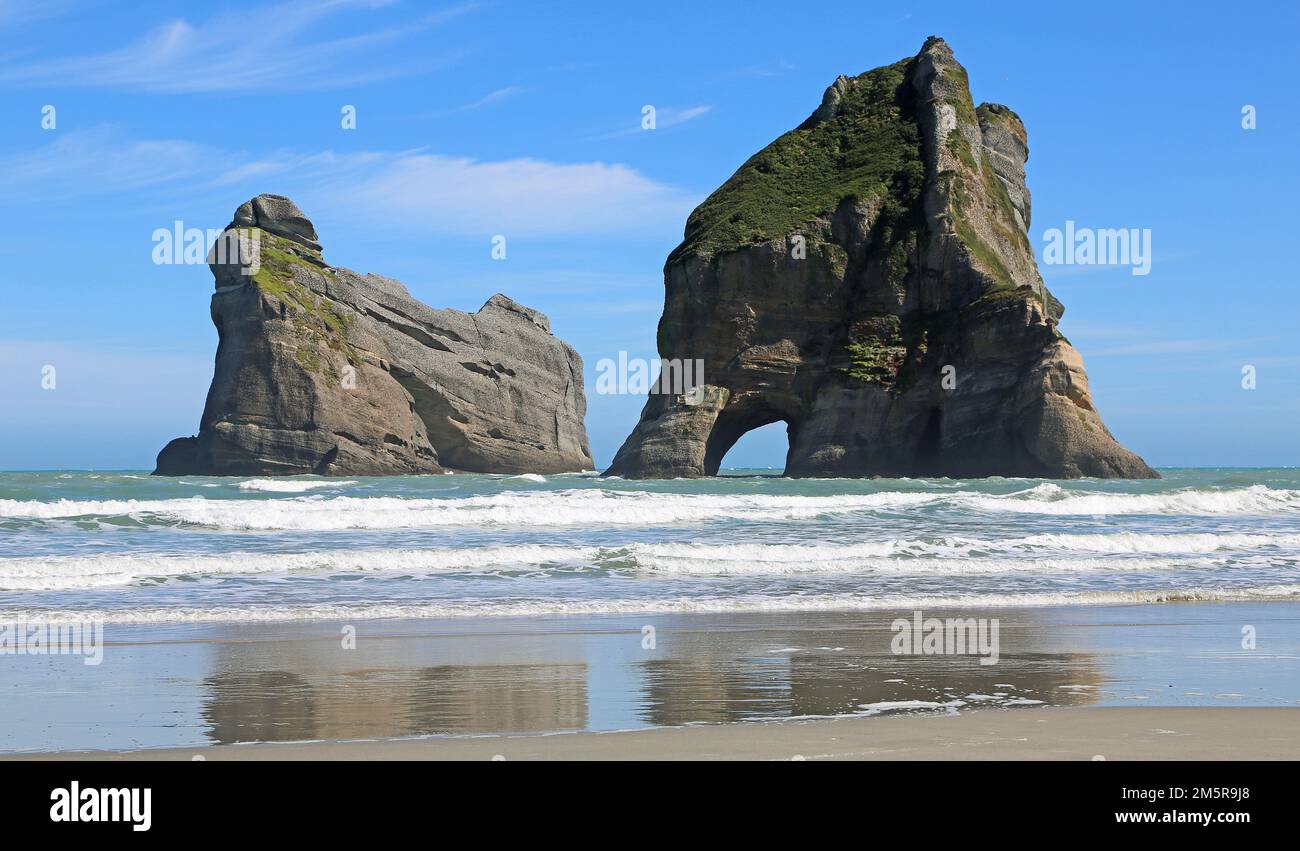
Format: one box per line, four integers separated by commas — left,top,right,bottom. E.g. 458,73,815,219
16,707,1300,760
3,602,1299,756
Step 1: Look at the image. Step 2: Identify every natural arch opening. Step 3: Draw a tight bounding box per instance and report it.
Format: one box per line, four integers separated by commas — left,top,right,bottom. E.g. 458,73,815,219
704,412,793,476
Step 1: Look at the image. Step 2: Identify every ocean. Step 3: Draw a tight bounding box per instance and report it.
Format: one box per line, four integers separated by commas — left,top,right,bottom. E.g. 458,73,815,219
2,468,1298,624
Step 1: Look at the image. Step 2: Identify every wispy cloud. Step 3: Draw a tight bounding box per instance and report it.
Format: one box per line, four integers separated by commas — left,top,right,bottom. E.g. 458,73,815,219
0,0,478,92
1061,321,1274,359
0,127,222,199
1087,338,1272,357
590,105,713,140
0,127,699,238
333,151,697,237
0,0,81,28
418,85,526,118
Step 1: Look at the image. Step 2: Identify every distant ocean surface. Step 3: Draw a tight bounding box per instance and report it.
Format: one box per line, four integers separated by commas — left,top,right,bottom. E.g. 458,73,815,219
2,468,1298,625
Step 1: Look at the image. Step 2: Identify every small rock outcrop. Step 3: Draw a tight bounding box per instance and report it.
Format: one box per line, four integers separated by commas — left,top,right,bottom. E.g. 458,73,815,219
155,195,592,476
607,37,1155,479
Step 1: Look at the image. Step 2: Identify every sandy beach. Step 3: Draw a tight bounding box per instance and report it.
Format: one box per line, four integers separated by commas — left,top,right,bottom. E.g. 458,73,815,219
3,601,1298,757
4,0,1299,791
11,706,1297,761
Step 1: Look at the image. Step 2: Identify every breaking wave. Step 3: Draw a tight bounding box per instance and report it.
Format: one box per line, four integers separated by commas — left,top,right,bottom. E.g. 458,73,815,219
237,479,358,493
0,484,1296,530
11,584,1300,624
3,530,1297,590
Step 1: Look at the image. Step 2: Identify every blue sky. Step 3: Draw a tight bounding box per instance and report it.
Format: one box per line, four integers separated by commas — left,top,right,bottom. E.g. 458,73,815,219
0,0,1297,470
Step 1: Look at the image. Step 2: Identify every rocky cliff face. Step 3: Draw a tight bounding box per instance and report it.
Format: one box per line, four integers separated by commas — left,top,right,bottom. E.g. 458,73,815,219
155,195,592,476
607,37,1155,479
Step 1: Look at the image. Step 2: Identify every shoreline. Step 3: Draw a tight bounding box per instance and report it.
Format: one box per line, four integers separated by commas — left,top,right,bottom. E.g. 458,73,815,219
2,602,1298,754
11,588,1300,626
12,707,1300,760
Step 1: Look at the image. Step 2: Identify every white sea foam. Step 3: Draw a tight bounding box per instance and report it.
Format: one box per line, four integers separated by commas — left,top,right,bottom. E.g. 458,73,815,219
952,483,1300,516
10,584,1300,624
237,479,358,492
859,699,966,714
2,530,1297,590
628,546,1195,576
979,531,1300,554
0,545,599,591
626,532,1300,572
0,490,941,529
1,485,1296,529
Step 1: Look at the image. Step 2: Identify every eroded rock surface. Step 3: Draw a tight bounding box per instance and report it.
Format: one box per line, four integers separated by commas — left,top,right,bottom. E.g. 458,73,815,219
155,195,592,476
607,37,1155,479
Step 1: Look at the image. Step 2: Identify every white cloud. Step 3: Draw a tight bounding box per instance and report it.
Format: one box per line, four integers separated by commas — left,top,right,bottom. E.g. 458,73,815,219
422,86,527,118
658,106,713,127
591,105,713,140
0,128,699,238
0,0,80,28
0,127,222,199
0,0,477,92
331,151,697,236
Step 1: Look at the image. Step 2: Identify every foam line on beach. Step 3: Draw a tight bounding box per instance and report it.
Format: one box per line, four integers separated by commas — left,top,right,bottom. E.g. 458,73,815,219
9,584,1300,624
1,484,1297,530
2,531,1298,590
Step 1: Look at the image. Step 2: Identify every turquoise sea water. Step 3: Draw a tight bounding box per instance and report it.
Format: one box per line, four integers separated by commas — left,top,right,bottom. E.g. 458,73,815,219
2,468,1298,625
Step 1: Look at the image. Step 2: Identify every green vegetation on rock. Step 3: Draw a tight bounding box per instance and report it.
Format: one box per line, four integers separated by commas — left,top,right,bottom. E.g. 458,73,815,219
246,228,359,368
1044,288,1064,321
944,135,1021,289
943,64,977,127
671,58,925,262
295,345,322,372
840,314,908,385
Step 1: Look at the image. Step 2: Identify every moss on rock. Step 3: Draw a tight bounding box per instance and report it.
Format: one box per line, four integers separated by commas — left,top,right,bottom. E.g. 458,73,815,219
246,227,359,366
671,58,925,262
840,314,908,385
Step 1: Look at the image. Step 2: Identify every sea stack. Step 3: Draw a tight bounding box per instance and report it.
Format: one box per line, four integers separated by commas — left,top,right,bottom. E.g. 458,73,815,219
155,194,592,476
607,37,1156,479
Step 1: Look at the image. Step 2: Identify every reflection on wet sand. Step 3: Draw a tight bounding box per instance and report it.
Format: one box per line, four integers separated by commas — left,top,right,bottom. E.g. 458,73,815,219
203,671,319,744
411,664,588,734
638,613,1103,726
204,664,589,744
5,603,1295,752
198,610,1103,744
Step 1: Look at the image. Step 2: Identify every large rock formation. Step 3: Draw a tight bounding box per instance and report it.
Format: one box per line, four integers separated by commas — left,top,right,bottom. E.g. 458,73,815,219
155,195,592,476
607,37,1155,480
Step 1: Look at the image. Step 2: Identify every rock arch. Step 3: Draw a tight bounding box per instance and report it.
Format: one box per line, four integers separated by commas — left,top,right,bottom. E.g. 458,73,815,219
606,37,1154,480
